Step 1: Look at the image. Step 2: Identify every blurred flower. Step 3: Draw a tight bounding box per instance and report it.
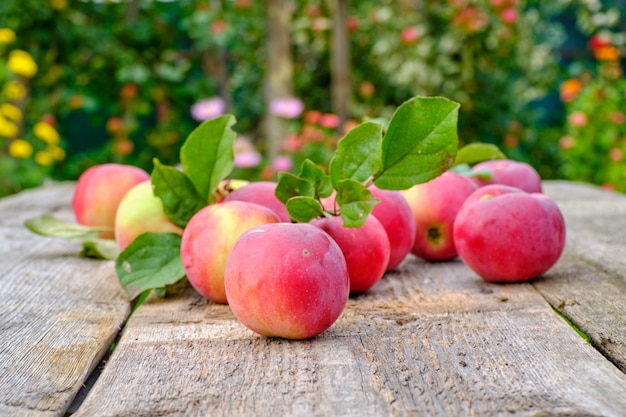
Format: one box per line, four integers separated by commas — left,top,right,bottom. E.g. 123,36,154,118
400,27,419,44
190,97,225,121
559,136,575,150
0,28,16,44
588,34,612,51
609,148,623,162
49,144,66,160
593,45,620,61
282,134,304,152
504,134,518,148
50,0,68,10
319,113,341,129
568,111,588,127
211,20,227,35
4,80,26,100
304,110,322,124
452,7,489,33
560,79,582,102
8,139,32,158
113,139,134,156
34,150,54,166
8,50,38,78
611,112,625,125
272,155,293,172
106,116,125,134
500,8,518,24
346,16,360,32
359,81,375,98
269,97,304,119
0,117,18,137
121,83,138,99
0,103,22,122
233,136,261,168
68,94,84,109
34,121,60,144
342,119,359,134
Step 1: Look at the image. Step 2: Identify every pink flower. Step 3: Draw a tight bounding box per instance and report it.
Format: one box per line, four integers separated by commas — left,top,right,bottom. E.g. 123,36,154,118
319,113,341,129
609,148,623,162
270,97,304,119
272,155,293,172
500,8,518,24
611,112,625,125
559,136,575,150
568,111,588,127
190,97,226,122
233,136,261,168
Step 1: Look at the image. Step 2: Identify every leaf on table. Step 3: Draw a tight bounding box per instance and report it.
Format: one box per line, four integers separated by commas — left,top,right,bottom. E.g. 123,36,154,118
151,159,207,228
81,239,120,260
375,96,460,190
115,232,186,300
24,214,104,242
180,114,236,204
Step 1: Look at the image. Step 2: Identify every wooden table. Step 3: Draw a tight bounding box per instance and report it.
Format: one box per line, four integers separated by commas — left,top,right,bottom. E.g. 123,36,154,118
1,180,625,417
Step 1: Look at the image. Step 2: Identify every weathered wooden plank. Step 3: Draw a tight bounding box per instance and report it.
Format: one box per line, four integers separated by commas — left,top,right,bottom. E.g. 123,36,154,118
539,181,626,372
0,183,130,417
74,222,626,417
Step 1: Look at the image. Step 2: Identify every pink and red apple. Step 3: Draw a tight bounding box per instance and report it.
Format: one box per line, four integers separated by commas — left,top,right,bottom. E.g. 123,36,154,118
181,200,280,304
224,222,349,339
114,181,183,251
368,185,416,270
471,159,543,193
453,184,566,282
401,171,477,261
223,181,291,222
311,215,390,293
72,163,150,238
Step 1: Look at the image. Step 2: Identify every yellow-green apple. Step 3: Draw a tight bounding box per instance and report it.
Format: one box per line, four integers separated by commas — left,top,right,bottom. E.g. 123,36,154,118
453,184,566,282
215,178,250,202
224,222,349,339
72,163,150,238
114,181,183,251
470,159,542,193
311,215,390,293
223,181,291,222
401,171,477,261
368,185,416,270
181,201,280,304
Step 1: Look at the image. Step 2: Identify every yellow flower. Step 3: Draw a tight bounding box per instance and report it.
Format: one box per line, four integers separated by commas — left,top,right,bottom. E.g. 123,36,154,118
8,50,38,78
34,150,54,166
3,80,26,100
0,103,22,122
0,116,19,137
0,28,16,44
34,121,60,144
49,145,66,161
50,0,68,10
8,139,33,158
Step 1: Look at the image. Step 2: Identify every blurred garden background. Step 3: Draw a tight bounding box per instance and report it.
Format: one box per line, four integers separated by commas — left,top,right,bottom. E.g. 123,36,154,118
0,0,625,197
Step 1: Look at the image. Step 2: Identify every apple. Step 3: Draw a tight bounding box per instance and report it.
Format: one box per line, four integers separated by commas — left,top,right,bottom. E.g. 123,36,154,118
471,159,543,193
223,181,291,222
368,185,416,270
401,171,477,261
311,215,390,293
72,163,150,238
114,181,184,251
453,184,566,282
181,200,280,304
224,222,349,339
215,178,250,202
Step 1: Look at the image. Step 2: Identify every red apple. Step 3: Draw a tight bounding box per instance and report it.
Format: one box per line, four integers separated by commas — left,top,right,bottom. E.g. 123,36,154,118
368,185,416,270
114,181,184,251
72,163,150,238
401,171,477,261
224,222,349,339
453,184,566,282
181,201,280,304
471,159,543,193
223,181,291,222
311,215,390,293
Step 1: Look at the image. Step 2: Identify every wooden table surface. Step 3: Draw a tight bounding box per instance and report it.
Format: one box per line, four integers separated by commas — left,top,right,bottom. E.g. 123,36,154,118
1,180,625,417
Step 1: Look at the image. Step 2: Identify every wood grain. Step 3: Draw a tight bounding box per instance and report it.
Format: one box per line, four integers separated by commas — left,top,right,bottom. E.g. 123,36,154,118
74,220,626,417
0,183,130,417
539,181,626,372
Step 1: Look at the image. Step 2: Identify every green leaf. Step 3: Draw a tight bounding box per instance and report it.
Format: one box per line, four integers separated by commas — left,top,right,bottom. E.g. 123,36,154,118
285,196,325,223
81,239,119,260
375,96,459,190
275,171,316,204
180,114,236,203
329,122,383,189
451,163,492,180
453,143,506,167
24,214,106,242
299,159,333,199
115,232,186,300
151,159,207,228
335,179,379,228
